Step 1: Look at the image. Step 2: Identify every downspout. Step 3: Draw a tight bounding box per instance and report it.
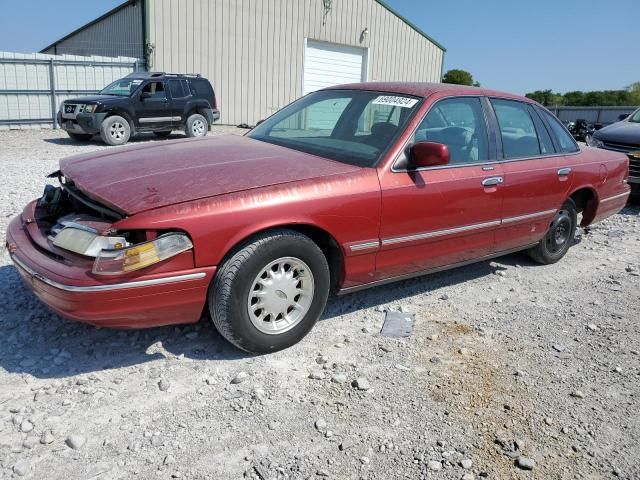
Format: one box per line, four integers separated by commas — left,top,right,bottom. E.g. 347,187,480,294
141,0,150,70
440,49,445,82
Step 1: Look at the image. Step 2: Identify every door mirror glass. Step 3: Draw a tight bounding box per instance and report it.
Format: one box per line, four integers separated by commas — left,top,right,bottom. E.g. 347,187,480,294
411,141,450,168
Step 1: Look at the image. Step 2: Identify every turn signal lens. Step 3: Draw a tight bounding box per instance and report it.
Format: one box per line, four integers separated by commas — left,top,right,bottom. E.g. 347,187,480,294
92,233,193,275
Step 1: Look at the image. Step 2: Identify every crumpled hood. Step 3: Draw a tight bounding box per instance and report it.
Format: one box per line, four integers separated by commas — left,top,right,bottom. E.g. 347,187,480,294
59,135,359,215
595,121,640,146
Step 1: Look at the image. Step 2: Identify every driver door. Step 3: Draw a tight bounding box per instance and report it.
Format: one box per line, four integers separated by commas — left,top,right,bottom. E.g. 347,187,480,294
137,80,171,128
375,96,504,280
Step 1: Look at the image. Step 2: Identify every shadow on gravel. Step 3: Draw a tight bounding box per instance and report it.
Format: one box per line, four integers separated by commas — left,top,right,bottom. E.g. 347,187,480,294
0,249,552,379
323,250,534,317
0,264,249,380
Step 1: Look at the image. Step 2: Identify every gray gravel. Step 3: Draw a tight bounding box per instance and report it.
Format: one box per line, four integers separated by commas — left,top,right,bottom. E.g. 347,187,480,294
1,129,639,479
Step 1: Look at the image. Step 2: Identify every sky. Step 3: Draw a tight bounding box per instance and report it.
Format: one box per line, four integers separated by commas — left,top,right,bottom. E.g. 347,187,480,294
0,0,638,95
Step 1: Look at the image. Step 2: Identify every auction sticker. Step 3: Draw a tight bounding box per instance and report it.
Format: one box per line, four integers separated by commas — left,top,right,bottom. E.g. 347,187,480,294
372,95,419,108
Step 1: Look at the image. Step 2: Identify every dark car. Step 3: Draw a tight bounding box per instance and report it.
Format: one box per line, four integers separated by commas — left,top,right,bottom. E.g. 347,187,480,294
588,107,640,195
58,72,220,145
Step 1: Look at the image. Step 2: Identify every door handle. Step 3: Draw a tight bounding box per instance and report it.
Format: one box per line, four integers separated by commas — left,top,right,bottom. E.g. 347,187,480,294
557,167,572,176
482,176,503,187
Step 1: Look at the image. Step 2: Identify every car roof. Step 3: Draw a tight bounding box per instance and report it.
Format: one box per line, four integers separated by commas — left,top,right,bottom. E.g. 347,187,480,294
325,82,535,104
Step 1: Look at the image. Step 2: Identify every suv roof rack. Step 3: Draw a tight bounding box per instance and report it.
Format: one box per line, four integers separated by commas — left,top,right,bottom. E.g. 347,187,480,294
124,72,202,79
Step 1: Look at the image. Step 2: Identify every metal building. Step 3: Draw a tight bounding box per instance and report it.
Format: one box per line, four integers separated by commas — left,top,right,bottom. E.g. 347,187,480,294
41,0,445,125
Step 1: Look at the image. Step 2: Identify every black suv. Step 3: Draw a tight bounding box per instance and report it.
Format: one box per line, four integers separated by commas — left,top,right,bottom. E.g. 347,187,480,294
58,72,220,145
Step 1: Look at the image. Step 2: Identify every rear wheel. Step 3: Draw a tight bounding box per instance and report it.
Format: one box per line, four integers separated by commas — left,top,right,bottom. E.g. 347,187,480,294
185,113,208,138
527,199,577,264
100,115,131,146
153,130,172,138
67,132,92,141
209,229,330,353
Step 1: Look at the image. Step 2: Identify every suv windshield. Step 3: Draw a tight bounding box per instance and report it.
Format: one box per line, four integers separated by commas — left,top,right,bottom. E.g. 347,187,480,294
99,78,144,96
629,108,640,123
248,90,422,167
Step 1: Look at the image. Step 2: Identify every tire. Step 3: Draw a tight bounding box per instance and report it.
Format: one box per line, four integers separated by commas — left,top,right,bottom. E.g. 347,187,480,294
185,113,208,138
209,229,330,353
100,115,131,146
527,199,577,265
154,130,172,138
67,132,92,141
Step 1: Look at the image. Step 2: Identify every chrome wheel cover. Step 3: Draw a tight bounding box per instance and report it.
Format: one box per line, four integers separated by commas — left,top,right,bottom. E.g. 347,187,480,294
247,257,315,335
109,122,127,140
192,119,206,136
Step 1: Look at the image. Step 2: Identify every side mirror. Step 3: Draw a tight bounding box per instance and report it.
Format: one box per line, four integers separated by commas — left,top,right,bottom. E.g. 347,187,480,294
410,141,450,168
140,92,151,100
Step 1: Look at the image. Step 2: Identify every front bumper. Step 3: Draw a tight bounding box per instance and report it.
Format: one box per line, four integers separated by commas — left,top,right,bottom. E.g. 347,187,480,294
58,112,108,135
6,213,216,328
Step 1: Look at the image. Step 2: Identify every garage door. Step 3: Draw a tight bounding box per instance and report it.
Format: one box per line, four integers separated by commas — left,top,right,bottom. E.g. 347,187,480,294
303,40,367,95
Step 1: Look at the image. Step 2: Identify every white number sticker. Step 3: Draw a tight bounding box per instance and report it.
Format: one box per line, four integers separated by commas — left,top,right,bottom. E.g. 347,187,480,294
372,95,419,108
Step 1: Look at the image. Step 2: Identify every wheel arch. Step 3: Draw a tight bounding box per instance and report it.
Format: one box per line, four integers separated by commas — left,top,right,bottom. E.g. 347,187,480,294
215,223,345,293
568,185,599,227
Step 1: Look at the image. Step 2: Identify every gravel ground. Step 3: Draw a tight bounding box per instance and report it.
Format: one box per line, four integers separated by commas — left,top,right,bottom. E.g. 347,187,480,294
0,129,639,480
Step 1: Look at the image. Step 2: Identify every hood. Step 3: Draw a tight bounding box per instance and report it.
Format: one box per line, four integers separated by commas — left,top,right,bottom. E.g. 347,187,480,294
63,95,124,104
594,121,640,146
59,135,360,215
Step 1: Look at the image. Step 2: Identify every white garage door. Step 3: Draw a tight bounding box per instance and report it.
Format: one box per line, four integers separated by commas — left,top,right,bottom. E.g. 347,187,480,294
303,40,367,95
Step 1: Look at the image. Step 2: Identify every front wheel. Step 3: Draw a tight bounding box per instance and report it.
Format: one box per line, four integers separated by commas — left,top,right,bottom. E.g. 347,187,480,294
185,113,208,138
527,199,577,264
209,229,330,353
100,115,131,146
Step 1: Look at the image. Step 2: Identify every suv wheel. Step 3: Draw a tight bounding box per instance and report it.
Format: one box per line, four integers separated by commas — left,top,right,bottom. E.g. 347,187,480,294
185,114,208,138
209,229,330,353
527,199,577,265
100,116,131,146
67,132,92,141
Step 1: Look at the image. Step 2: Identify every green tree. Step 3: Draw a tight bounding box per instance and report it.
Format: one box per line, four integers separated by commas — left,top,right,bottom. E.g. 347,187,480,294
525,90,564,106
442,69,478,86
628,82,640,105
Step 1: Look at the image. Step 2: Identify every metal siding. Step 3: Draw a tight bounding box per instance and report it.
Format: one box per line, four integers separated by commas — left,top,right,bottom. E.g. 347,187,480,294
42,3,143,59
148,0,443,125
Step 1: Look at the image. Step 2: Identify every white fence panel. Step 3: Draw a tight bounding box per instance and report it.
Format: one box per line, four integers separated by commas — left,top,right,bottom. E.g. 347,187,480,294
0,51,143,130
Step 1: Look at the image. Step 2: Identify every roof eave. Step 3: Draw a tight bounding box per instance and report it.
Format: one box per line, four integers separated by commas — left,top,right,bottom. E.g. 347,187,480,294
374,0,446,52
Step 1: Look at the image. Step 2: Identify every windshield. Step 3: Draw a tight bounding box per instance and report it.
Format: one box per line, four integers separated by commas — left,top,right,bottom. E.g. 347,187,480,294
248,90,422,167
630,108,640,123
99,78,144,96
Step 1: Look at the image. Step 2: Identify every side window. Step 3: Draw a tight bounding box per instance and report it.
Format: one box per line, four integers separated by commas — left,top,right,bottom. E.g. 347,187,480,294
540,109,580,153
141,81,165,99
415,97,489,165
492,99,544,159
528,106,556,155
169,79,187,99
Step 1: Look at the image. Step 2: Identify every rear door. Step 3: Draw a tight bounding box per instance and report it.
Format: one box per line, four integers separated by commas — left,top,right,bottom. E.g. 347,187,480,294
489,98,572,251
167,79,191,126
376,96,504,280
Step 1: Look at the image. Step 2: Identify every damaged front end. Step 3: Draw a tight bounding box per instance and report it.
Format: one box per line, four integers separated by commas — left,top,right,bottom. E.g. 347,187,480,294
25,173,194,276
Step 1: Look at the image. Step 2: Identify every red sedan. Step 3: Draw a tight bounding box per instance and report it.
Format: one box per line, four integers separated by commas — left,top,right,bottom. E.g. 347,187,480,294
6,83,630,353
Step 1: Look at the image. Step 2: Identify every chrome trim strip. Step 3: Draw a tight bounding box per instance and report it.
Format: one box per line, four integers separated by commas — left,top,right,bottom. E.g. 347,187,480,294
600,191,630,203
557,167,572,176
10,254,206,293
382,220,501,246
139,116,179,123
349,241,380,252
501,209,556,225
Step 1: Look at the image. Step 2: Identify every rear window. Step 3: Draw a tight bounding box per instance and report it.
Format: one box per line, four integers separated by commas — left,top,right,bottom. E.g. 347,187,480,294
190,79,213,97
539,109,580,153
